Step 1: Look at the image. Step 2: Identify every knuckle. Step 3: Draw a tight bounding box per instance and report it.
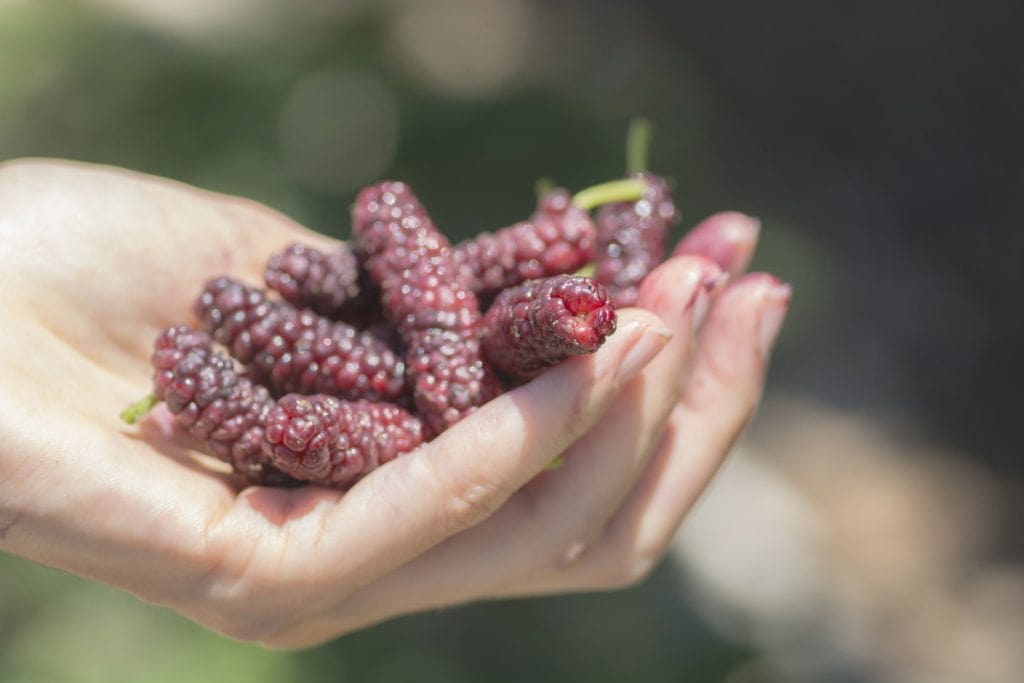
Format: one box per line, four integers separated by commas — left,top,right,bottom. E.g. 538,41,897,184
681,354,763,420
188,544,299,643
549,537,591,571
405,447,515,535
589,531,668,590
600,553,660,590
212,609,281,643
433,465,512,533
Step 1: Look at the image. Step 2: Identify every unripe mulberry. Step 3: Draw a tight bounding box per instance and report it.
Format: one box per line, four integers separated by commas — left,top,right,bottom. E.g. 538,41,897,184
594,173,679,307
263,394,425,488
481,275,617,381
151,325,293,486
194,277,406,403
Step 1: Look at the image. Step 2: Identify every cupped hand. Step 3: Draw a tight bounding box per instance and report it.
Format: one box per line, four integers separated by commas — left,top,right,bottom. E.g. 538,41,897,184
0,158,788,648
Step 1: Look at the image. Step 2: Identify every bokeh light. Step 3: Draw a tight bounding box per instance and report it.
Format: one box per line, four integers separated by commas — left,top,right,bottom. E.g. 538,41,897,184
388,0,537,99
278,68,400,195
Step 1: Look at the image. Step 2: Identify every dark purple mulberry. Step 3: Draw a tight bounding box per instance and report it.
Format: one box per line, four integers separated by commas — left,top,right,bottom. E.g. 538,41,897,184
481,275,617,381
352,181,500,435
263,394,425,488
194,277,406,403
453,188,596,298
594,173,680,307
264,242,381,323
151,325,293,486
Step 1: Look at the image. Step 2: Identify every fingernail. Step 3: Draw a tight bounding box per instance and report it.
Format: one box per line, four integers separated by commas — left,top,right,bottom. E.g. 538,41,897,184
684,265,727,330
618,324,671,382
673,212,761,274
758,279,792,354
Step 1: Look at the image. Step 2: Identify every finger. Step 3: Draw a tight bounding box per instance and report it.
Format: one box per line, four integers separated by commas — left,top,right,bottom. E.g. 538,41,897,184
547,273,791,589
218,316,669,597
264,261,727,646
262,306,676,647
672,211,761,277
505,257,724,564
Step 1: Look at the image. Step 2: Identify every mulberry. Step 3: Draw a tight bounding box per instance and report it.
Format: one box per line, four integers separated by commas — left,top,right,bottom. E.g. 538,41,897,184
264,242,380,323
263,394,425,488
594,174,679,307
481,275,617,381
352,181,499,435
194,277,406,403
453,188,596,298
150,325,292,486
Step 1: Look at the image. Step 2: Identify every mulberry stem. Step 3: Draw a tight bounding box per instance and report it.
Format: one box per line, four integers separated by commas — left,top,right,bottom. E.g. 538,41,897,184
120,393,157,424
534,176,556,199
626,117,653,175
572,178,648,212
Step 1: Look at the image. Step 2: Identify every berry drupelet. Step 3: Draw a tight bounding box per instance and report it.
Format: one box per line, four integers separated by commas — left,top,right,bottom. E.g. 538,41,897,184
352,180,500,435
593,173,680,307
481,274,617,382
150,325,292,486
194,277,406,403
263,394,425,488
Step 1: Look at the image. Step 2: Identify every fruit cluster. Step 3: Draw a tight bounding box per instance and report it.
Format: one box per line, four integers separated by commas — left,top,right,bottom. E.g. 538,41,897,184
123,123,680,490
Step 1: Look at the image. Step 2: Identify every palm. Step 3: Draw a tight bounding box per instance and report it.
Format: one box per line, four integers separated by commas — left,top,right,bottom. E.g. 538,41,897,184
0,160,342,608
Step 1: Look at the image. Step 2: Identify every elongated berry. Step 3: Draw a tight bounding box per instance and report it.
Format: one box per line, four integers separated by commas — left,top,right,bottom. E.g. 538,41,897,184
263,394,425,488
194,277,406,403
151,325,293,486
481,275,617,381
352,180,499,435
264,242,380,323
453,188,596,298
594,173,679,306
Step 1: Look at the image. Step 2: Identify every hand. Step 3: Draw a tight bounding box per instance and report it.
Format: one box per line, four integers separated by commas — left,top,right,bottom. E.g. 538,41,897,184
0,158,789,648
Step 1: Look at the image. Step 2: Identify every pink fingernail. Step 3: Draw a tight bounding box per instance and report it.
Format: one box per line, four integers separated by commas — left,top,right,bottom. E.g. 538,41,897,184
673,212,761,275
758,279,792,354
618,324,671,383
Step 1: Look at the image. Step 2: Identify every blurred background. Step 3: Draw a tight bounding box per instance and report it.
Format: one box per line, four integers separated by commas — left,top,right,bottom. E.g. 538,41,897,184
1,0,1022,680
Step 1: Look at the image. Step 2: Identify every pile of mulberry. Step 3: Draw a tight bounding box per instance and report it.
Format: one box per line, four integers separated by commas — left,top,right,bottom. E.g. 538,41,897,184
125,128,684,492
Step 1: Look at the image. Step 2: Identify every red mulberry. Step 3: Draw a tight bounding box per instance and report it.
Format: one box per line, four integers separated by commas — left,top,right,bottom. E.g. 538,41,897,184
594,173,680,307
453,188,596,298
151,325,293,486
194,277,406,403
263,394,425,488
264,242,380,323
352,181,499,435
481,275,617,381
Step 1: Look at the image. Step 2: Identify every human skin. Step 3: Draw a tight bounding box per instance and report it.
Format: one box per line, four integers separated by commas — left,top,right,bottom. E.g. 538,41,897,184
0,159,789,648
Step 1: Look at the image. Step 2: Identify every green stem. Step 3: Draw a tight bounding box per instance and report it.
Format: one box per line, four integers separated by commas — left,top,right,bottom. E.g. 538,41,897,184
572,178,647,211
626,118,652,175
120,393,157,424
534,176,556,199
